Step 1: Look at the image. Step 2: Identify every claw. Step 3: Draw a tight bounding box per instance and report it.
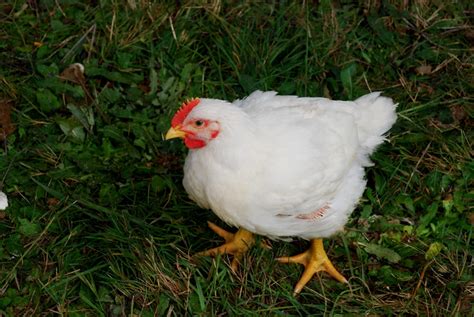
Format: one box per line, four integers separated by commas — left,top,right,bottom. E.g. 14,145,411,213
207,221,234,242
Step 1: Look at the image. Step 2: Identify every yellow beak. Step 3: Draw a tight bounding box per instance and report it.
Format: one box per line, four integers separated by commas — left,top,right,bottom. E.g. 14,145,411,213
165,126,186,140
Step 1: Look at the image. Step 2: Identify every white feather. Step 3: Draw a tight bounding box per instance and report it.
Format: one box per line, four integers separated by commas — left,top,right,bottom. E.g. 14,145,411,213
182,91,397,240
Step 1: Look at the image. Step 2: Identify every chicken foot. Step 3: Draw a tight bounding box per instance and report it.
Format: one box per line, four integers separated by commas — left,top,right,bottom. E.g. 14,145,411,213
196,221,256,271
276,238,347,295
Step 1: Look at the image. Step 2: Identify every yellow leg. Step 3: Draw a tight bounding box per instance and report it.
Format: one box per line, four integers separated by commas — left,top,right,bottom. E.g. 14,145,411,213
276,239,347,295
196,221,255,271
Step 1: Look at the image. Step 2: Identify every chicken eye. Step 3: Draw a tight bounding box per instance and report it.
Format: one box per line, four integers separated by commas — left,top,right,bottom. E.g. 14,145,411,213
194,120,204,127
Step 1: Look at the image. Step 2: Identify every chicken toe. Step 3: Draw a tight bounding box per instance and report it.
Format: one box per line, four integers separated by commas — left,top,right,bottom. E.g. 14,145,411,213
276,238,347,295
196,222,255,271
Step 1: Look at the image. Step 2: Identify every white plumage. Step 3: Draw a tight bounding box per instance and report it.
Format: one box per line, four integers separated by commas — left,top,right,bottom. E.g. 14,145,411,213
179,91,397,240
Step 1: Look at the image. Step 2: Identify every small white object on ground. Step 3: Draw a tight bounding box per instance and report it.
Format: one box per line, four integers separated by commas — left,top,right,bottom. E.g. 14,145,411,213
0,191,8,210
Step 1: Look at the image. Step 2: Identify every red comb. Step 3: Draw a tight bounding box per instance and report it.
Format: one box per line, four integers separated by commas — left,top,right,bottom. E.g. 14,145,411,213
171,98,200,127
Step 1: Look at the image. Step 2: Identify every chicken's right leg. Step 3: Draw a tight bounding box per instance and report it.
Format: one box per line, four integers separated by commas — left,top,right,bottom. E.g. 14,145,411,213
277,238,347,295
196,221,255,271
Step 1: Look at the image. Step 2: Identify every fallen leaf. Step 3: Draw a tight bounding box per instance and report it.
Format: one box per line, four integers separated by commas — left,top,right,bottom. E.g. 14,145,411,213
59,63,94,105
419,83,434,94
464,28,474,41
425,242,444,260
47,197,60,208
0,99,15,140
138,80,151,94
416,65,432,75
156,152,182,171
468,212,474,226
2,4,13,15
59,63,86,85
428,118,456,130
449,105,467,122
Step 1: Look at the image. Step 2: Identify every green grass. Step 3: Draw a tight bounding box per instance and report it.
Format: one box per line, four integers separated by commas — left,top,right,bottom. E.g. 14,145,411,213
0,0,472,315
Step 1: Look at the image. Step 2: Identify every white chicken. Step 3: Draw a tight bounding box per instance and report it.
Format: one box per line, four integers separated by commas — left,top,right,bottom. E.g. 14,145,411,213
166,91,397,294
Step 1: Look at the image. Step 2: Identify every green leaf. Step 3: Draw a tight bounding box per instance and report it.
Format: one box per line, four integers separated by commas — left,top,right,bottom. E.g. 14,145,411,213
193,277,206,312
151,175,167,192
149,68,158,95
399,133,430,143
36,88,61,113
396,194,415,214
31,177,66,201
37,63,59,77
133,137,147,149
161,76,175,93
425,242,444,260
5,234,23,256
19,206,42,220
117,52,133,68
180,63,194,81
36,45,51,59
99,183,119,206
18,218,41,237
360,205,372,219
442,198,454,214
367,16,395,46
158,294,171,316
56,117,86,143
278,81,296,95
239,74,258,93
417,203,439,236
453,190,465,212
340,63,357,99
51,19,66,31
68,104,94,133
86,66,144,84
0,294,12,308
363,243,402,263
372,265,414,285
79,287,101,312
101,87,122,103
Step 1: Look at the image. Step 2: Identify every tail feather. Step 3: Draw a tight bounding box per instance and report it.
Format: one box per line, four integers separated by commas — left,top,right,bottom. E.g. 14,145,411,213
355,92,397,154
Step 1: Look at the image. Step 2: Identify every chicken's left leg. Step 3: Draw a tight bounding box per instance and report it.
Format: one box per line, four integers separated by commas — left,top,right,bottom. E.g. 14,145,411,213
196,221,255,271
276,238,347,295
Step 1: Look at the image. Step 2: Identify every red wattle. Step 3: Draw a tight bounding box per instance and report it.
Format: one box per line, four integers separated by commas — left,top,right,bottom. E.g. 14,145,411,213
184,136,206,149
